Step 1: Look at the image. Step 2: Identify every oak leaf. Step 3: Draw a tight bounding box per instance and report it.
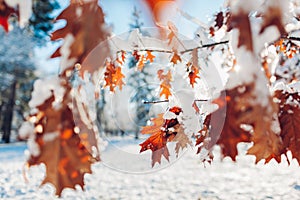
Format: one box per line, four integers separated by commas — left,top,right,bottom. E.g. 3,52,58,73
227,10,253,51
275,90,300,164
141,113,164,135
188,65,200,88
157,69,172,99
170,52,182,65
260,4,286,36
104,61,125,92
140,107,184,166
173,124,192,157
215,11,224,29
51,1,110,75
27,91,98,196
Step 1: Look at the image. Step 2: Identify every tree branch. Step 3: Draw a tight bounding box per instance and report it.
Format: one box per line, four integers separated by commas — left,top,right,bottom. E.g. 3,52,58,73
282,36,300,42
143,99,209,104
116,40,230,55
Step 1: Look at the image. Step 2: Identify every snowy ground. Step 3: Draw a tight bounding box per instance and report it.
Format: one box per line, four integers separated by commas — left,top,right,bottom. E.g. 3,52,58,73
1,139,300,200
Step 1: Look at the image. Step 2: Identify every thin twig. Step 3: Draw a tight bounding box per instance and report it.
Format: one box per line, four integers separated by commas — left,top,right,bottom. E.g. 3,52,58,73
180,40,229,54
116,40,230,55
282,36,300,42
143,99,209,104
143,100,169,104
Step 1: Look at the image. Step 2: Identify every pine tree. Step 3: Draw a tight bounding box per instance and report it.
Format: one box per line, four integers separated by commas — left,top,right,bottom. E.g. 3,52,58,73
127,7,157,139
29,0,59,39
0,23,36,143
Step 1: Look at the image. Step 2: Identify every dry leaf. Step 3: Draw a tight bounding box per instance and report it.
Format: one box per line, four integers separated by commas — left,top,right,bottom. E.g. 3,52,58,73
170,52,182,65
104,61,125,92
275,90,300,164
51,1,110,75
227,10,253,51
157,69,172,99
27,88,99,196
141,113,164,135
260,4,286,36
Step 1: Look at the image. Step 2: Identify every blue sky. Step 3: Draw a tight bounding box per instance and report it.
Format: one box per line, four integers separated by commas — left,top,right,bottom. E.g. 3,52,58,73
58,0,224,37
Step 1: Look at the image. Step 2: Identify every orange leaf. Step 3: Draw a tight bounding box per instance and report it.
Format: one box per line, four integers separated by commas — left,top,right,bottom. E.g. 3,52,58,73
104,61,125,92
170,53,182,64
146,51,155,63
141,113,164,135
137,54,146,71
188,65,200,87
157,69,172,99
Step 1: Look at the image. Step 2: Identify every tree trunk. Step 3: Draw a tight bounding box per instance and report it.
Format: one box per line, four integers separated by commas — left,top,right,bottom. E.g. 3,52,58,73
2,80,17,143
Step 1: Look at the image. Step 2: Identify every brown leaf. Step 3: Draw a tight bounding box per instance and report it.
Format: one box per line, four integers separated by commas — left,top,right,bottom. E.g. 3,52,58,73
151,147,170,167
188,65,200,88
197,84,282,163
260,4,287,36
140,107,183,166
173,125,192,157
27,89,98,196
51,1,110,75
275,90,300,164
197,90,251,161
215,11,224,29
170,52,182,64
227,10,253,51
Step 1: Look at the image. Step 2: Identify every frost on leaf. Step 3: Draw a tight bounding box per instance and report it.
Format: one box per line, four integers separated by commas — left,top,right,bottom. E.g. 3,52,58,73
196,90,251,161
227,10,253,52
140,107,188,166
0,0,18,32
197,84,282,163
26,87,99,196
157,69,172,99
259,2,287,36
275,90,300,164
51,1,110,75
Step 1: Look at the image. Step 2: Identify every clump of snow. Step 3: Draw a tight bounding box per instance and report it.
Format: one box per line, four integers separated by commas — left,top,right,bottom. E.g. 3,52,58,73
273,81,300,94
18,122,34,139
29,76,66,109
171,63,201,137
59,34,76,73
43,132,59,142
